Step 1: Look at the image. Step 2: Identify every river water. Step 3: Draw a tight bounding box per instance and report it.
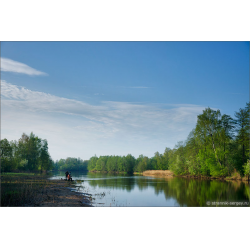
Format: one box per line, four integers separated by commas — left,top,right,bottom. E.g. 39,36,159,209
50,171,250,207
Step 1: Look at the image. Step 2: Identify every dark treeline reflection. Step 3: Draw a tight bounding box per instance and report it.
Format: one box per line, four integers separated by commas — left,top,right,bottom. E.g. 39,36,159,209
86,173,136,192
86,173,250,206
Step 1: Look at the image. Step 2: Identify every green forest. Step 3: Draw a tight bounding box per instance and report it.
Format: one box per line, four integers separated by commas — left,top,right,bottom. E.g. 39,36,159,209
1,103,249,178
88,103,250,178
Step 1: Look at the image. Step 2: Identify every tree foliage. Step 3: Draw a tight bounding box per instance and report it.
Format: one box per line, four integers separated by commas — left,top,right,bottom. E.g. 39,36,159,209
53,157,88,171
0,132,53,172
87,154,136,174
169,103,249,177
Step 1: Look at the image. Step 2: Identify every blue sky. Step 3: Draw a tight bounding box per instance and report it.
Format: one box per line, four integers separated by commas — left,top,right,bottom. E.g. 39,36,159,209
1,42,249,161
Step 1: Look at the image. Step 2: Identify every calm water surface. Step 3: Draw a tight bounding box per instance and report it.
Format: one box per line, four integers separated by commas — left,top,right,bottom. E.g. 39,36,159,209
50,171,250,207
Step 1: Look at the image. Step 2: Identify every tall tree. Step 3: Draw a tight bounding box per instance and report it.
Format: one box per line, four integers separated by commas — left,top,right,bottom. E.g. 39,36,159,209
39,139,53,172
196,108,222,166
96,156,108,171
218,114,235,175
124,154,135,174
136,155,149,173
194,108,226,176
0,139,13,172
88,155,98,171
184,130,201,176
154,151,165,170
234,103,250,175
169,141,188,175
162,147,172,170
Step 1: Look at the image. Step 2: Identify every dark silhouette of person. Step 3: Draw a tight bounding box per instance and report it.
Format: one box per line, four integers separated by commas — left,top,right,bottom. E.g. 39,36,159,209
65,171,69,180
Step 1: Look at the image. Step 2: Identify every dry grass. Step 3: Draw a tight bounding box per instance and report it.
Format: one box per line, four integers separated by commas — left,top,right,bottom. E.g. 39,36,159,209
225,169,249,182
142,170,174,177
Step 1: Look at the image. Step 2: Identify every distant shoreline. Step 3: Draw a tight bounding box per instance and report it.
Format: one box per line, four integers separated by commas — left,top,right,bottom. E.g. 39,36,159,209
141,170,249,182
86,169,250,182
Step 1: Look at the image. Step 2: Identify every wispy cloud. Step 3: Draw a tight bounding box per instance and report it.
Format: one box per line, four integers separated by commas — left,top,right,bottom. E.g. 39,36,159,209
1,80,206,160
1,80,203,131
1,58,47,76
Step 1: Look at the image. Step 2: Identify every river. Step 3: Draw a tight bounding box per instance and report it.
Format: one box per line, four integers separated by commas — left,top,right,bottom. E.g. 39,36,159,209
50,171,250,207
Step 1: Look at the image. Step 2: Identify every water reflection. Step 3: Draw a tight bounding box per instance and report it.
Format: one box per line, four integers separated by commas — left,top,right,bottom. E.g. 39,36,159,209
51,171,250,207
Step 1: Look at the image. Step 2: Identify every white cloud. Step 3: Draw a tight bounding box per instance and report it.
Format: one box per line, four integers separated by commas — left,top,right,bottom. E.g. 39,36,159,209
1,80,206,160
1,57,47,76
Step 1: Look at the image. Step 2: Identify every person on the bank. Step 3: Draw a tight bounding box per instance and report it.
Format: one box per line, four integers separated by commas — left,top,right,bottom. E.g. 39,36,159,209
65,171,69,180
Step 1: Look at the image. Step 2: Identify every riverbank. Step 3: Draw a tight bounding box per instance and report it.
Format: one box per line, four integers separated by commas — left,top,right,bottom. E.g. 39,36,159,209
141,170,249,182
38,180,93,207
1,173,92,207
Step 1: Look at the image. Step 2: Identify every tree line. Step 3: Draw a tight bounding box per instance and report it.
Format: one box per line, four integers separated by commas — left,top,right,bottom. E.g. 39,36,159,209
53,157,88,171
87,150,177,174
0,132,53,172
88,103,250,178
88,154,136,174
